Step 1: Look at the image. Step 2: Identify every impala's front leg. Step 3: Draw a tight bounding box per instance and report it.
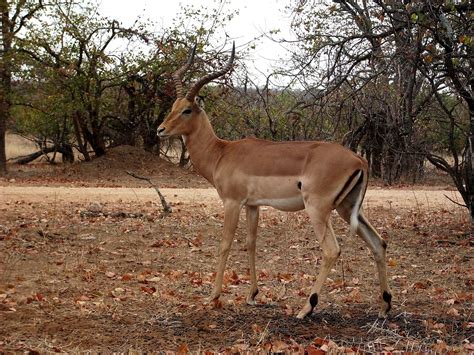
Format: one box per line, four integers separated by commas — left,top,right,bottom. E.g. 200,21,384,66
208,200,241,302
246,205,259,305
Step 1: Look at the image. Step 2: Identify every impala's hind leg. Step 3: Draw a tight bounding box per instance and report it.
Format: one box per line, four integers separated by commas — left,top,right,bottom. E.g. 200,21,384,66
246,205,259,305
297,204,340,319
337,201,392,318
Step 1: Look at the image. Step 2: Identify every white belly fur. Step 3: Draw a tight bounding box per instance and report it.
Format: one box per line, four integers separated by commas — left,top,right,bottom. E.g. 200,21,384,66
247,195,305,212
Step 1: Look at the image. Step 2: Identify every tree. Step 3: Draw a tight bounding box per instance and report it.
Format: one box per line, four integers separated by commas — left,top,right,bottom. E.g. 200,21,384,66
284,0,472,217
12,0,238,162
0,0,45,175
403,0,473,219
17,1,149,159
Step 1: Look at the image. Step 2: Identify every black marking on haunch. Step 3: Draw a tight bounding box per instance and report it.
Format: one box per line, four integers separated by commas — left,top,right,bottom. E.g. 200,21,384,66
252,288,259,299
334,169,362,204
381,239,388,249
383,291,392,313
297,181,302,190
309,293,318,312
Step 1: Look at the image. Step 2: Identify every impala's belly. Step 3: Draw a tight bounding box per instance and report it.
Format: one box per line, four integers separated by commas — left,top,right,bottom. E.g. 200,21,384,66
245,176,305,212
247,195,305,211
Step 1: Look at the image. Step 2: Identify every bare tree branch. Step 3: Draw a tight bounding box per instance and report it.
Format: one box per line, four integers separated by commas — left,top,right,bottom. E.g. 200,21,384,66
125,171,172,215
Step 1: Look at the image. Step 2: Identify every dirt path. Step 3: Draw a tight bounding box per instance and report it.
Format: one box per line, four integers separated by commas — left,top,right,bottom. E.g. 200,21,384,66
0,186,463,210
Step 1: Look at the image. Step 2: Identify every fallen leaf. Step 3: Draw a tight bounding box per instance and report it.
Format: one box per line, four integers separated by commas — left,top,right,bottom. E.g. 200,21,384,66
141,286,156,294
313,338,327,347
447,307,459,317
111,287,126,298
413,281,427,289
177,343,189,354
146,276,161,282
271,340,290,352
306,345,324,355
251,323,262,334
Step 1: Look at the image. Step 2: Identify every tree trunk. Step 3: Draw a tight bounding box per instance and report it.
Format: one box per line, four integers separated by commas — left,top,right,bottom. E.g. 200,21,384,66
89,133,106,157
0,96,7,175
13,144,74,165
72,111,90,161
468,107,473,221
0,1,10,176
60,143,74,163
14,148,54,164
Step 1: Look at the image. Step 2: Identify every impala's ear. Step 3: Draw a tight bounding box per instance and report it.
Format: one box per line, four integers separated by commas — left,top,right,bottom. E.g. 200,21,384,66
195,95,205,110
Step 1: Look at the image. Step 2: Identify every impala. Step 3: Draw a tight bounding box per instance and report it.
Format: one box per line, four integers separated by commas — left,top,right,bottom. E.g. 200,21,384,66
157,43,392,319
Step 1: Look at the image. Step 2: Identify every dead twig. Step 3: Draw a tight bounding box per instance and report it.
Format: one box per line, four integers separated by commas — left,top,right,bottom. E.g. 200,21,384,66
126,171,172,214
443,194,467,208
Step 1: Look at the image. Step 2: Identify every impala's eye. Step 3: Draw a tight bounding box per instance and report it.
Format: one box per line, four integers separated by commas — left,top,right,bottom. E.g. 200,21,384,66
182,108,192,115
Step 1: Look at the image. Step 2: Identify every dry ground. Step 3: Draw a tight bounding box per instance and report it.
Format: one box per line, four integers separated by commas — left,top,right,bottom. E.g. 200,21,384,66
0,146,472,353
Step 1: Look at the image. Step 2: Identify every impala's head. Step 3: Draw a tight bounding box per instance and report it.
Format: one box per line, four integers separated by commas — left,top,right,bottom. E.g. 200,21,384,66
157,43,235,138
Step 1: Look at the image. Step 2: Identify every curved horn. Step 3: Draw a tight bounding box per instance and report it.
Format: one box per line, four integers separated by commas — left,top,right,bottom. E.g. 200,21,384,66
185,42,235,101
172,44,196,98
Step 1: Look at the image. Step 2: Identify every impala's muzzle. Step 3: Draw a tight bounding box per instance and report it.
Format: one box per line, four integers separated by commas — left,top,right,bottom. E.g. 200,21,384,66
157,126,168,138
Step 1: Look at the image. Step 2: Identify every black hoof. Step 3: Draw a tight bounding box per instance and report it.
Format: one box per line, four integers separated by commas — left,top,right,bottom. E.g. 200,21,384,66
383,291,392,313
309,293,318,313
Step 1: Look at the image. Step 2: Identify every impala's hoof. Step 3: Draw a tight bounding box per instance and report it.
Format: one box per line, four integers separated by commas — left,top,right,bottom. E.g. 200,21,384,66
246,288,259,305
378,290,392,318
204,294,220,305
296,293,318,319
296,309,309,319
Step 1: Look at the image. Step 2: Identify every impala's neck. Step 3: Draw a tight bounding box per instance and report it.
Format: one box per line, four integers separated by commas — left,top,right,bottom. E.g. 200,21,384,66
183,113,224,185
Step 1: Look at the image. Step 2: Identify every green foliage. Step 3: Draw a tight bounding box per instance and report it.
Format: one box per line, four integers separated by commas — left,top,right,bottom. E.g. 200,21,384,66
9,0,237,156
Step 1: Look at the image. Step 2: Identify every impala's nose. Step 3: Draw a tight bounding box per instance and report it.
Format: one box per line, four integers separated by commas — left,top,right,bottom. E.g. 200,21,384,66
157,127,166,136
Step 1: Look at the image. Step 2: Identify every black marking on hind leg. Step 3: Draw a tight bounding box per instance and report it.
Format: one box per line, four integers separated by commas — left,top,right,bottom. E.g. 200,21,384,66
309,293,318,313
252,288,259,299
383,291,392,313
297,181,302,190
334,169,362,204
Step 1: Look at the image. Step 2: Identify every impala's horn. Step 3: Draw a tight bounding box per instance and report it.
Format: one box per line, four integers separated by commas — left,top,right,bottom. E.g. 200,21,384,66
172,44,196,98
185,42,235,102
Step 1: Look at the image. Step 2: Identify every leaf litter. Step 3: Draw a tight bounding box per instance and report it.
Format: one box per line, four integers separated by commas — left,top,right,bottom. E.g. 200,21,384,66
0,161,472,352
